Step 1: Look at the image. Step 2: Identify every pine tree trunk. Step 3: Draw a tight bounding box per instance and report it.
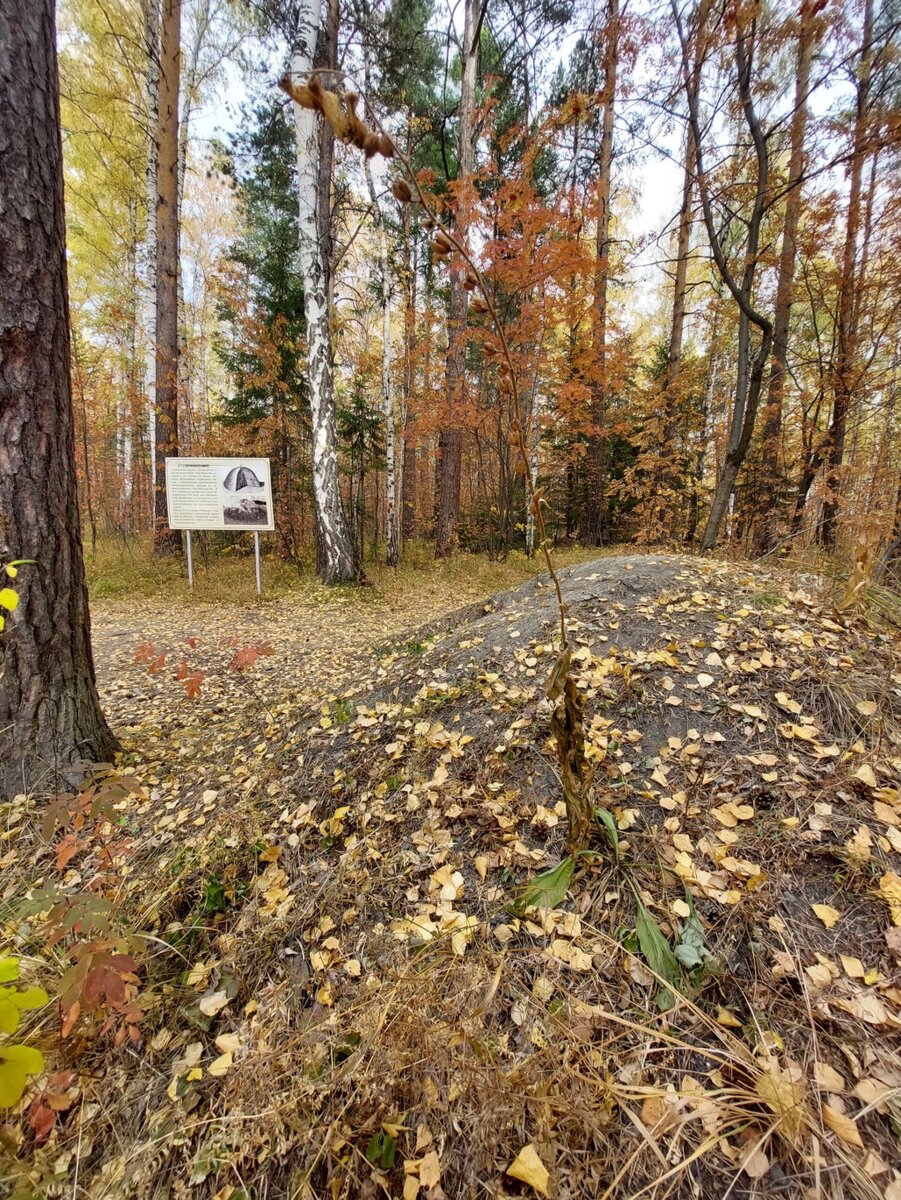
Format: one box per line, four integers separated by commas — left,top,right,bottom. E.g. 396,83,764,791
820,0,873,549
153,0,182,555
0,0,118,794
752,2,815,556
288,0,357,584
435,0,478,558
582,0,618,548
401,196,418,541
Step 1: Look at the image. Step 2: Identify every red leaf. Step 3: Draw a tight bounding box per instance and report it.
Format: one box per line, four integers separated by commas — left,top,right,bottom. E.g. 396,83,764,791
28,1099,57,1143
55,833,81,871
183,671,204,700
60,1000,81,1039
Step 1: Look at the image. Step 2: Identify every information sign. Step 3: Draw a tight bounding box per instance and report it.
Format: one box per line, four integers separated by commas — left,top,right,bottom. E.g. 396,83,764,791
165,457,274,532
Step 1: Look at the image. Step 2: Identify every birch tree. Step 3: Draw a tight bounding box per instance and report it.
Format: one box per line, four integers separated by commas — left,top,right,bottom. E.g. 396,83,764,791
153,0,183,554
285,0,357,583
140,0,160,524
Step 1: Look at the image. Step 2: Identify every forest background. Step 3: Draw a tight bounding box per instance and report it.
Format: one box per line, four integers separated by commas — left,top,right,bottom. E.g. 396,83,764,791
61,0,901,584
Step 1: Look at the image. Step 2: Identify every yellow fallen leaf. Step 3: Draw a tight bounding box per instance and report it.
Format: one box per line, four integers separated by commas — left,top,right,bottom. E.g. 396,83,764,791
474,855,488,880
877,872,901,926
822,1101,863,1147
854,763,878,788
840,955,866,980
696,673,715,688
811,903,841,929
214,1032,241,1054
740,1145,770,1179
716,1006,742,1028
813,1061,846,1093
418,1149,441,1189
198,990,230,1017
507,1144,550,1196
207,1052,232,1077
855,700,877,717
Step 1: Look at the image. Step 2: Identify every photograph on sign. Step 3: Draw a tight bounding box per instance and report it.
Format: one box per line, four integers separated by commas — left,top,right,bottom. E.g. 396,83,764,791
166,457,275,531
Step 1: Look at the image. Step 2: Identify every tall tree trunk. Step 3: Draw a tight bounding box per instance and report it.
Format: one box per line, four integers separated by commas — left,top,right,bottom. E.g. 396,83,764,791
140,0,160,528
0,0,118,794
655,111,696,537
153,0,182,555
365,161,399,567
435,0,478,558
819,0,874,549
674,0,774,551
752,1,816,555
582,0,618,547
287,0,357,584
401,189,418,541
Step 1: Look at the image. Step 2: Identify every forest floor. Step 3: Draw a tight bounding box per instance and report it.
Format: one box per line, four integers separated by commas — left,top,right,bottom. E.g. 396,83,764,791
4,548,901,1199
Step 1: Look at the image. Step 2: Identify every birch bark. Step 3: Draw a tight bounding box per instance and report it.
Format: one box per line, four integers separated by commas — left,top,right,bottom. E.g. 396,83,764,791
287,0,357,583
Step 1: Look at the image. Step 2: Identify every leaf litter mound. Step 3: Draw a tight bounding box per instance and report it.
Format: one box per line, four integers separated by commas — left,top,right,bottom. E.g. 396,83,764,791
9,554,901,1199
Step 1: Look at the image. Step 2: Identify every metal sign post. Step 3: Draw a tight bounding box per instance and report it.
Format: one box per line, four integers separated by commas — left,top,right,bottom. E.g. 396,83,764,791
164,457,274,599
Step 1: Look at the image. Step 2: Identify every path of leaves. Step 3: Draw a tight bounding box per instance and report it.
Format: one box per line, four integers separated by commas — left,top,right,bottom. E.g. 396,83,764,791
16,555,901,1198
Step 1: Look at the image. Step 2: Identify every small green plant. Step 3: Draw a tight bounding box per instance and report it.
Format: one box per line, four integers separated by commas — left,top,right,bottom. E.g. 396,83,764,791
0,958,48,1108
404,640,426,656
332,697,354,725
750,590,781,610
0,560,34,633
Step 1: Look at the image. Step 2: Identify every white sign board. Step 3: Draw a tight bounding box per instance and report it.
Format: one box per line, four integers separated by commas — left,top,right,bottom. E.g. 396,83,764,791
165,457,275,532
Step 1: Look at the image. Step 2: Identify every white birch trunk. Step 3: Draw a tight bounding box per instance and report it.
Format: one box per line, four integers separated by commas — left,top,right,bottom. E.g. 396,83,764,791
288,0,356,583
365,161,398,567
139,0,161,526
525,392,541,557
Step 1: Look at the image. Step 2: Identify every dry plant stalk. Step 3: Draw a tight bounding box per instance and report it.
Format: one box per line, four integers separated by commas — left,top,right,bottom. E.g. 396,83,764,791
278,70,597,855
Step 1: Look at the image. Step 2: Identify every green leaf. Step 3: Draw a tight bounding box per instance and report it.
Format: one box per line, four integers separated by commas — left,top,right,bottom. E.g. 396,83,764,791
0,958,19,983
0,997,21,1034
11,987,48,1012
594,807,620,861
0,1044,44,1107
674,896,708,971
0,587,18,613
635,899,681,1011
514,857,575,913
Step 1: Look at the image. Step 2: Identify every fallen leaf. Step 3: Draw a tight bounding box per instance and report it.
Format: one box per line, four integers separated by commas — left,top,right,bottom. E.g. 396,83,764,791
811,903,841,929
198,990,230,1017
822,1101,863,1148
507,1144,550,1196
207,1052,232,1077
813,1061,846,1093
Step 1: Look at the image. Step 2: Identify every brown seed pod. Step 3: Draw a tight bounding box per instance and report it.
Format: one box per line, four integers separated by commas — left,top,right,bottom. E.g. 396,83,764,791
433,231,454,254
482,343,499,358
363,131,382,158
343,93,369,149
319,89,352,141
470,297,489,314
278,75,316,110
423,217,436,231
378,133,396,158
463,271,479,291
430,237,451,258
392,179,413,204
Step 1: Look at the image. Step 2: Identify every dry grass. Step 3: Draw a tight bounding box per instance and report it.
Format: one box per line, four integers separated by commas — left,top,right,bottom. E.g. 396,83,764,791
5,551,901,1199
